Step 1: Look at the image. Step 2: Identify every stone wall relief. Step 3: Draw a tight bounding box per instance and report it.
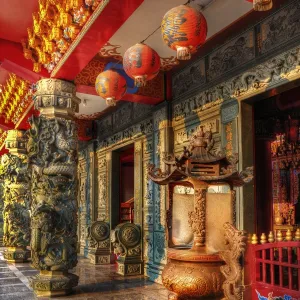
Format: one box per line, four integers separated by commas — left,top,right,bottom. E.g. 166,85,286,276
78,153,89,256
207,30,255,82
174,118,220,147
260,1,300,53
97,118,153,151
172,58,206,99
173,45,300,126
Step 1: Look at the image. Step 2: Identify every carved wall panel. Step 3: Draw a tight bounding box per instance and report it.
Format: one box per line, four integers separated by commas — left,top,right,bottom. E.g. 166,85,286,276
78,154,88,255
113,102,132,132
134,141,143,226
207,30,255,82
260,1,300,54
96,153,108,221
171,0,300,102
172,58,205,99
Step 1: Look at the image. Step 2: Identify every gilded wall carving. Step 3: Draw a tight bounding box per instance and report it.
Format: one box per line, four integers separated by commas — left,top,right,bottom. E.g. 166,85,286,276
98,174,106,209
96,153,108,221
78,154,88,254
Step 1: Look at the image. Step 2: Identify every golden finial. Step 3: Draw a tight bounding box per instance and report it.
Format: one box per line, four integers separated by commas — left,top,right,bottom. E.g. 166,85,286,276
285,229,292,241
251,234,258,245
260,233,267,244
276,230,283,242
295,228,300,241
268,231,274,243
247,233,252,243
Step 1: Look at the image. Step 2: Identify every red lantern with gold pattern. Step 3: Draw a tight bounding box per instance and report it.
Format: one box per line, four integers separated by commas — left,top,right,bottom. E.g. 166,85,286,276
95,70,127,106
161,5,207,60
123,43,161,87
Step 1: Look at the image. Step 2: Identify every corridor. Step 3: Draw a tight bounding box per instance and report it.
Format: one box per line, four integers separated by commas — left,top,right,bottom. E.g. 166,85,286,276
0,249,170,300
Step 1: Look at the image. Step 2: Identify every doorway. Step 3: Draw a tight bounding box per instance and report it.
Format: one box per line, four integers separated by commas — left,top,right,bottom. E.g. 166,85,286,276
111,144,134,229
253,87,300,235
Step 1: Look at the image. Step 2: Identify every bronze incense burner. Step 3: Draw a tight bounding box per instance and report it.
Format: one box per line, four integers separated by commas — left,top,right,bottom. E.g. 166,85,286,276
148,126,253,299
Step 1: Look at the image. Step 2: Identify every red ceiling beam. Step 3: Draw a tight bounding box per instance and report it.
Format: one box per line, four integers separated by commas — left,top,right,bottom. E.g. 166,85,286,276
0,39,49,79
51,0,144,81
76,84,162,105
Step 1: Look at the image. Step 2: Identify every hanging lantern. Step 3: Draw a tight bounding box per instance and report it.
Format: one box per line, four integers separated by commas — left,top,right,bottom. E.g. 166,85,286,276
95,70,127,106
248,0,273,11
123,43,161,87
161,5,207,60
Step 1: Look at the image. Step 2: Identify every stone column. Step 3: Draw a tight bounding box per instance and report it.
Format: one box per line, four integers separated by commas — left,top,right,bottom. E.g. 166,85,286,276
27,79,81,297
0,130,30,262
0,179,4,247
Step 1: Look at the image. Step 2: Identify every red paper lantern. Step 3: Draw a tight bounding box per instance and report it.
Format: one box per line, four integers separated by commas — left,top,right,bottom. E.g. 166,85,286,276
161,5,207,60
95,70,127,106
123,43,161,87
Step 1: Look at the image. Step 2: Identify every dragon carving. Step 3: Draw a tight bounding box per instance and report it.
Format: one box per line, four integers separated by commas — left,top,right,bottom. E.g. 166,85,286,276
28,115,78,271
219,222,247,300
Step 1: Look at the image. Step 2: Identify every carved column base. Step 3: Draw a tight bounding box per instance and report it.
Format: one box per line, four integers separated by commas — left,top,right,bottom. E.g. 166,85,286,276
116,258,143,276
30,271,79,297
89,248,115,265
4,247,30,263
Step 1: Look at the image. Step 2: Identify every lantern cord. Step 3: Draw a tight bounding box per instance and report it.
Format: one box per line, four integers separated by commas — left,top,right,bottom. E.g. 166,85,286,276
140,0,196,44
140,25,161,44
110,0,197,66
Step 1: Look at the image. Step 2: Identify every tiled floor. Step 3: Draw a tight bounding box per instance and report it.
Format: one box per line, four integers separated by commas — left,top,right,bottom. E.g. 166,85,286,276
0,249,170,300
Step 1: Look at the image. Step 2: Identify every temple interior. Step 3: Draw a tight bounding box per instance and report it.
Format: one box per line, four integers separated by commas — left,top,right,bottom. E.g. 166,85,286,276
0,0,299,299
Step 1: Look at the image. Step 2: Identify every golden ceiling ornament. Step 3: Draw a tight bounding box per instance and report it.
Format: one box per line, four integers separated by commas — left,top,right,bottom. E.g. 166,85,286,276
24,0,101,73
0,74,34,125
253,0,273,11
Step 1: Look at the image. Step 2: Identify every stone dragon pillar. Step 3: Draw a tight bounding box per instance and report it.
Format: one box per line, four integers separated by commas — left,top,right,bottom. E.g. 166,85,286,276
0,179,4,247
27,79,81,297
0,130,31,262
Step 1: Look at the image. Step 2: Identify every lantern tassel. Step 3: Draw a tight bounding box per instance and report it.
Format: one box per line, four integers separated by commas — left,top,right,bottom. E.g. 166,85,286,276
253,0,273,11
106,97,117,106
134,75,147,87
176,46,191,60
